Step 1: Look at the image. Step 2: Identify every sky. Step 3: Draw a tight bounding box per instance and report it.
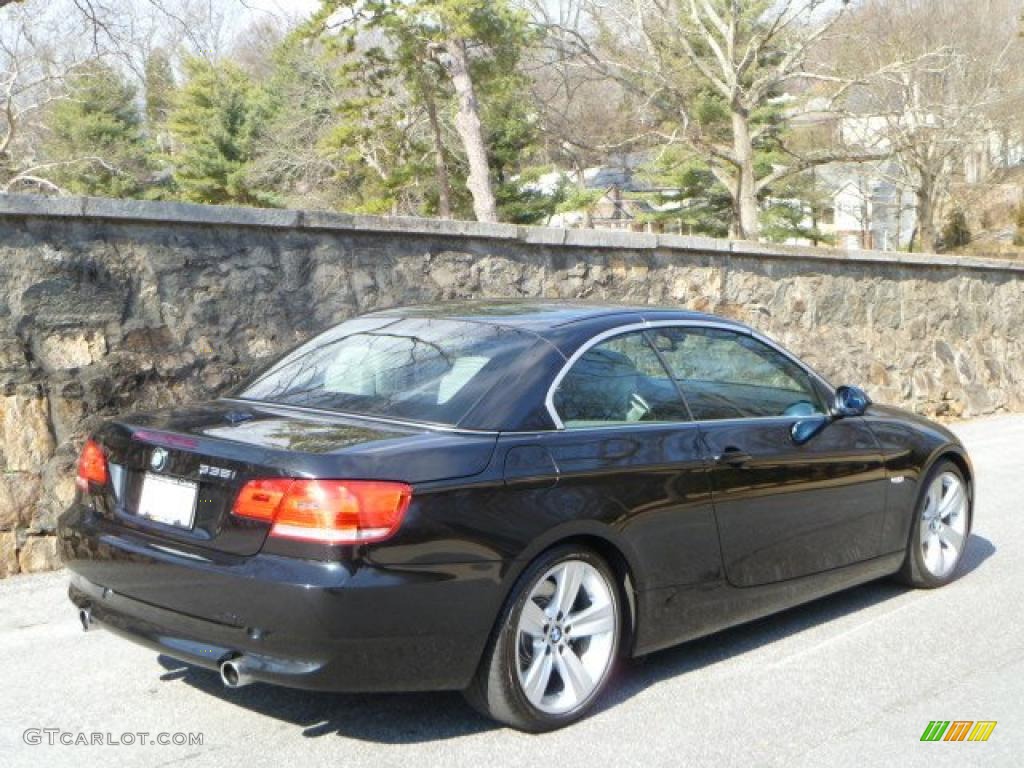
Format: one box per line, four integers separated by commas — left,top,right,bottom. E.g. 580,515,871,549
236,0,322,22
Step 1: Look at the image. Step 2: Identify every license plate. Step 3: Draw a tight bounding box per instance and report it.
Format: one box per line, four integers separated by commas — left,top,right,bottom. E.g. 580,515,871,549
137,474,198,529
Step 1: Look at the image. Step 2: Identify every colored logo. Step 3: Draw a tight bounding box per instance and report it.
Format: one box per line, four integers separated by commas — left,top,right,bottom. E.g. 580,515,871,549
920,721,997,742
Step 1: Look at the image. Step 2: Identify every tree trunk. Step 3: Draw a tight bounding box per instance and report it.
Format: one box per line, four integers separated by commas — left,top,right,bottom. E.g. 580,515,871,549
1,123,15,187
916,181,936,253
422,87,452,220
571,157,592,228
894,188,904,251
443,37,498,223
731,109,760,241
728,202,742,239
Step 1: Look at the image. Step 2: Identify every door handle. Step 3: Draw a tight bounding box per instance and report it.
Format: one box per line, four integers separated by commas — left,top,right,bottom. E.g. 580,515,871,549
715,447,753,467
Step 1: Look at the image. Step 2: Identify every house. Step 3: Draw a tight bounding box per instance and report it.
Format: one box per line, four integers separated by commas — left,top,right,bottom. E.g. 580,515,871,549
813,164,917,250
538,153,673,231
547,186,662,230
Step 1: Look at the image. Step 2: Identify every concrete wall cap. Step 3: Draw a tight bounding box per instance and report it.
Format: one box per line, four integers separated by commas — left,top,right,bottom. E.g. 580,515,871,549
2,193,1024,274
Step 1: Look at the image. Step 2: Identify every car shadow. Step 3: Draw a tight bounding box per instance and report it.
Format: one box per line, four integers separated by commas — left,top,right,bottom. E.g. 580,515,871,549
597,533,995,715
156,534,995,742
155,657,496,742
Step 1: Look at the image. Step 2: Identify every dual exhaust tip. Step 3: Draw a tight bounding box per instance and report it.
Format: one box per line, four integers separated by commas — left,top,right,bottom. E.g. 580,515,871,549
79,605,253,689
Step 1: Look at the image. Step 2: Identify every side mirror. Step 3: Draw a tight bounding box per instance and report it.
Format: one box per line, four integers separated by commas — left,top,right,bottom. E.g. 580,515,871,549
832,385,871,418
791,415,828,445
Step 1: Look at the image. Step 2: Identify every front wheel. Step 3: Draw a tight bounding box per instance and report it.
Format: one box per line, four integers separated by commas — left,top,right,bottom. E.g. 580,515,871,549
897,460,971,588
465,545,622,732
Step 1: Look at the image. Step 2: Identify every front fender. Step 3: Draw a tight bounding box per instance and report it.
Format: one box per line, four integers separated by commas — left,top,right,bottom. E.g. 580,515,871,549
863,404,973,552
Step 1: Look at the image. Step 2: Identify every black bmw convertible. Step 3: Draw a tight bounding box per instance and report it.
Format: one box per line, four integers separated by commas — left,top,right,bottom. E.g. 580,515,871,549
59,301,973,731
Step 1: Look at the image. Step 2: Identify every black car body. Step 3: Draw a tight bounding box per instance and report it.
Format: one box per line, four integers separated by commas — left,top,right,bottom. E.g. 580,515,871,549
59,302,973,728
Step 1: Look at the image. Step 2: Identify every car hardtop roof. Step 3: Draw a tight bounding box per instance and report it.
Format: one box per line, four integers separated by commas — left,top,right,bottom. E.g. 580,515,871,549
369,300,749,334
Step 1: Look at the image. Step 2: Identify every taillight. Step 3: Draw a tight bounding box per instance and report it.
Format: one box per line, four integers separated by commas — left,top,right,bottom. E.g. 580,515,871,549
232,479,290,521
232,479,412,544
76,438,109,492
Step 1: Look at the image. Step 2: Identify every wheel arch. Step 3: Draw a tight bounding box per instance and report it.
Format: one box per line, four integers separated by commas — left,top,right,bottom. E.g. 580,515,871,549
925,445,975,534
497,523,643,657
936,447,973,487
895,444,974,587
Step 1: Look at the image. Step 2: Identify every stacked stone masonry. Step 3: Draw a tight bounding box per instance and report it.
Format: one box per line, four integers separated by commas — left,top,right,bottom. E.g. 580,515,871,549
1,194,1021,576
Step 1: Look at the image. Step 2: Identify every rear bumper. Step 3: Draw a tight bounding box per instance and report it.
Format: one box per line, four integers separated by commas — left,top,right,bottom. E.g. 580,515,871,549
59,503,504,692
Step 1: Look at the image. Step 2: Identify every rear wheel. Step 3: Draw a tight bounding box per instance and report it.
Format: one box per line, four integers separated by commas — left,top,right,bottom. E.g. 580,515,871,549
897,460,971,588
465,545,621,732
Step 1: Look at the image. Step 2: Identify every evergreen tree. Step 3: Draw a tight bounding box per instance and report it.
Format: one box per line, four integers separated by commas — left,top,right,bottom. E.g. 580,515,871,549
43,60,151,198
479,66,551,224
309,0,533,222
318,30,444,215
641,146,733,237
639,79,833,242
144,48,176,146
760,172,834,246
248,35,355,211
168,57,275,206
941,208,971,251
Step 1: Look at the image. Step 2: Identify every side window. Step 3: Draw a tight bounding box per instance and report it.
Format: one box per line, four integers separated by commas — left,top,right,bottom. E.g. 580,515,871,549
650,327,825,420
553,331,691,428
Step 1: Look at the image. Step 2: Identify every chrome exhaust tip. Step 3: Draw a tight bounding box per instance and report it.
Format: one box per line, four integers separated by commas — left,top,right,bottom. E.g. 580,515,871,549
78,607,92,632
219,658,253,688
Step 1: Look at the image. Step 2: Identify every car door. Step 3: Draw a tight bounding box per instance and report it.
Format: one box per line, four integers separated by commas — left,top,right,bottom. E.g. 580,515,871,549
529,329,723,591
648,325,888,587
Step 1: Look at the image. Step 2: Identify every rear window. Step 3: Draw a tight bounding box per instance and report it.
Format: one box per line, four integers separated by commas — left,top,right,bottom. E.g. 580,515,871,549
236,317,536,426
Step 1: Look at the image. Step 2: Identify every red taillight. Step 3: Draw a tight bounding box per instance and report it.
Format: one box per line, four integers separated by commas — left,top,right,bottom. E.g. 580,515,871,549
232,478,291,521
232,479,412,544
76,438,109,491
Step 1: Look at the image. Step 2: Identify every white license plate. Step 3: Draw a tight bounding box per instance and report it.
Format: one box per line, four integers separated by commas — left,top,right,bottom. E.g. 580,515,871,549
137,474,198,529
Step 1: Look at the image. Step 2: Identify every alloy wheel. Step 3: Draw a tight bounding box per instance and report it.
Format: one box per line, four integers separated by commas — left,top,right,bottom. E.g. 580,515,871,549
514,559,617,715
919,470,968,579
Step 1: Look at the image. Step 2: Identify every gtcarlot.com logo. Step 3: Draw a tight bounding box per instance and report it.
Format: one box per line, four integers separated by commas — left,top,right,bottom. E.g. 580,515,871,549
920,721,997,742
23,729,204,747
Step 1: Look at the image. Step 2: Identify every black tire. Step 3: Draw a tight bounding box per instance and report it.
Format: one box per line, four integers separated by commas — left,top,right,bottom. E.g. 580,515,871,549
464,544,622,732
896,459,971,588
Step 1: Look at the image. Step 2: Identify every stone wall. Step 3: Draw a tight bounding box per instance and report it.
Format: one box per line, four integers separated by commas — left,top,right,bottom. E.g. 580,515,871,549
2,194,1022,577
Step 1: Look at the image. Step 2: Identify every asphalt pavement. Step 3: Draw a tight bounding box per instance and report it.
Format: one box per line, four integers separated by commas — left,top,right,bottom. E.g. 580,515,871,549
1,415,1020,767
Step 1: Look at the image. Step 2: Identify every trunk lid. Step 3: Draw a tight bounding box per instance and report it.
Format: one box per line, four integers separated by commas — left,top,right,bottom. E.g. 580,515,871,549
89,400,496,556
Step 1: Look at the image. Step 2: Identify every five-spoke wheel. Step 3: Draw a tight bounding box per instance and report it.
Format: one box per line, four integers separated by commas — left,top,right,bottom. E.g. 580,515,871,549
898,459,972,588
918,470,968,579
465,545,622,732
515,560,617,715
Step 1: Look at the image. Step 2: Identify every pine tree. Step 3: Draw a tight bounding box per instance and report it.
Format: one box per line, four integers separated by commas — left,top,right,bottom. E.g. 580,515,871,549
168,57,275,206
478,62,551,224
310,0,533,222
641,146,734,238
144,49,175,136
941,208,971,251
43,60,151,198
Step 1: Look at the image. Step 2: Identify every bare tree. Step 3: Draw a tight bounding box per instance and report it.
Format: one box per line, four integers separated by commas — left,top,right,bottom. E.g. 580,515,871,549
541,0,906,239
834,0,1024,252
524,0,639,221
0,2,101,192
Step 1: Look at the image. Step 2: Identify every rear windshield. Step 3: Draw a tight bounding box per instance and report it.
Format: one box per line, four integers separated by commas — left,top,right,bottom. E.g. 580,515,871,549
236,316,536,426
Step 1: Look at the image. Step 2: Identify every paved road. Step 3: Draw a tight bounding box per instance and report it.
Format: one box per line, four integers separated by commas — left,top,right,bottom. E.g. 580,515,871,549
2,416,1021,768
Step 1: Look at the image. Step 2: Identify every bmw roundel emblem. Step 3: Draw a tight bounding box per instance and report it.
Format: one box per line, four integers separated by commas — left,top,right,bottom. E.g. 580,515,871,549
150,447,169,472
